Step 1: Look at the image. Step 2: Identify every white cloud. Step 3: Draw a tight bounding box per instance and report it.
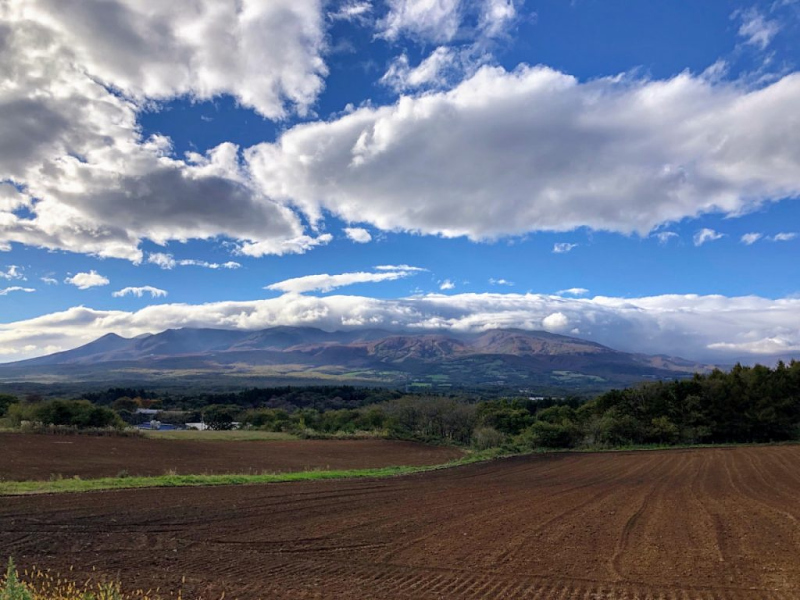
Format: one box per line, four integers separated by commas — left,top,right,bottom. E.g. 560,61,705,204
741,232,763,245
267,267,421,294
147,253,241,270
329,1,372,22
64,270,110,290
375,264,428,272
6,292,800,363
344,227,373,243
771,232,797,242
379,0,462,43
112,286,168,299
40,277,58,285
23,0,327,119
557,288,589,296
479,0,518,38
0,1,328,262
693,228,725,246
735,7,781,50
0,265,24,280
246,66,800,241
653,231,679,245
237,234,333,258
542,311,569,332
381,47,458,91
553,242,578,254
439,279,455,290
378,0,518,43
0,286,34,296
489,278,514,286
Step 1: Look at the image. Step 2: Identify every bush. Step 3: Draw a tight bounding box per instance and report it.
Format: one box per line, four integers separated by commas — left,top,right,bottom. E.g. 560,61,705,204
6,400,123,430
471,427,507,450
516,420,580,449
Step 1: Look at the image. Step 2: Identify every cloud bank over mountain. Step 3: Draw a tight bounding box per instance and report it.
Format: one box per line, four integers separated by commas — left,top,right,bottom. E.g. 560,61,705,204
2,292,798,364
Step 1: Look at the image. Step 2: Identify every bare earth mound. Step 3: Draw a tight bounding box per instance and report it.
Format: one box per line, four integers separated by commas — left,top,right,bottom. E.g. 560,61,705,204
0,433,463,480
2,445,800,599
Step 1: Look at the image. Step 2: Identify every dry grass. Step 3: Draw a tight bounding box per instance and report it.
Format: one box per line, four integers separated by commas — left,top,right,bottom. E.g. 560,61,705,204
2,559,179,600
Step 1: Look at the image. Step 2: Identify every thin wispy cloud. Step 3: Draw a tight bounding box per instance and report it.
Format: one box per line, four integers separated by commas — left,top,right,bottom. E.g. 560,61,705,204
489,278,514,286
0,265,24,280
741,232,763,245
0,286,34,296
694,229,725,246
735,7,781,50
553,243,578,254
112,286,168,299
557,288,589,296
653,231,679,245
148,253,241,270
266,266,423,294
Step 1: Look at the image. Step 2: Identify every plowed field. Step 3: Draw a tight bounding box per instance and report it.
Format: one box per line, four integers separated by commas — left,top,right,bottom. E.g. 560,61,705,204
0,433,463,480
2,445,800,599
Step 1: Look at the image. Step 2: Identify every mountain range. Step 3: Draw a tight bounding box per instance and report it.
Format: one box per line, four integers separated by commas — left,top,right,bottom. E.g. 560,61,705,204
0,327,712,392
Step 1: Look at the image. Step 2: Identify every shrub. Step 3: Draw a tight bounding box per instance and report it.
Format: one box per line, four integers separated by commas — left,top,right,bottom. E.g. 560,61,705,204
471,427,507,450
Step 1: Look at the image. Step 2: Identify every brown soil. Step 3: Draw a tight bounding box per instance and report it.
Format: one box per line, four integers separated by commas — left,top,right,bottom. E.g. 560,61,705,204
2,445,800,599
0,433,463,480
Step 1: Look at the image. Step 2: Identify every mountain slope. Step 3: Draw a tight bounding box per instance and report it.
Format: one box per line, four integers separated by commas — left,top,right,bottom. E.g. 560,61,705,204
0,326,711,390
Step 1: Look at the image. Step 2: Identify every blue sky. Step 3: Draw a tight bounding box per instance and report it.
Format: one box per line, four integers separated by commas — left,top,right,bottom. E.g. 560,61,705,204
1,0,799,363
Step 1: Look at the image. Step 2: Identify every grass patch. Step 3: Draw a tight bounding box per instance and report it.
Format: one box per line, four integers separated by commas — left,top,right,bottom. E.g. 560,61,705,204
0,450,502,497
141,429,297,441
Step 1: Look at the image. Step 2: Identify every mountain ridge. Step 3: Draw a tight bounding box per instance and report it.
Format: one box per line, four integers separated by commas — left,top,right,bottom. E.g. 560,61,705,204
0,326,713,391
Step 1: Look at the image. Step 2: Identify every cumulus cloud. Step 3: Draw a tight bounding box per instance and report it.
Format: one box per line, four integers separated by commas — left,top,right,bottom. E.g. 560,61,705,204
553,242,578,254
439,279,455,290
489,278,513,286
147,253,241,270
266,267,421,294
5,292,800,363
0,1,328,262
344,227,373,243
741,232,763,245
771,232,797,242
112,286,168,299
24,0,327,119
541,311,569,332
0,286,34,296
694,228,725,246
64,270,110,290
246,66,800,241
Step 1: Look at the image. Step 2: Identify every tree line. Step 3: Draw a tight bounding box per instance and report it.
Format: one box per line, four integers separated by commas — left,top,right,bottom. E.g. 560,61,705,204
1,362,798,449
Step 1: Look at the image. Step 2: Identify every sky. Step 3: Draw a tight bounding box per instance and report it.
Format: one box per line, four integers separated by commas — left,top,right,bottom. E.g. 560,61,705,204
1,0,800,364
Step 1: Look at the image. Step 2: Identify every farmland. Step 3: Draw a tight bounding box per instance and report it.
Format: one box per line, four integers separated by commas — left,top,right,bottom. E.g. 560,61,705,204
0,433,463,481
3,445,800,599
